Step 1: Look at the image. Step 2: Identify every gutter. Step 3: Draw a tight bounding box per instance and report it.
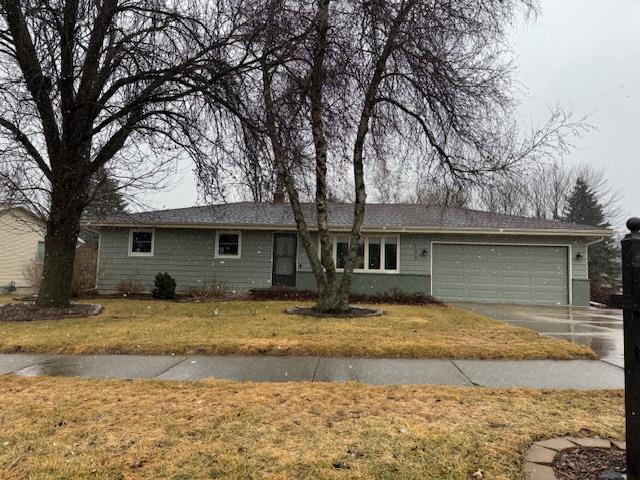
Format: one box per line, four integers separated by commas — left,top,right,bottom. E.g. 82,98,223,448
81,222,613,238
587,237,606,246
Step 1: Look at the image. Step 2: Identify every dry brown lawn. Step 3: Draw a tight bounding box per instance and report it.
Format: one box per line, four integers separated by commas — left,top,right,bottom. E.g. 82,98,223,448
0,375,623,480
0,297,594,359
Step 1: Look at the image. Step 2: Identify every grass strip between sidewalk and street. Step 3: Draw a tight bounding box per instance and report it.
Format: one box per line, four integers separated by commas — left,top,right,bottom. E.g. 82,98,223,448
0,375,623,480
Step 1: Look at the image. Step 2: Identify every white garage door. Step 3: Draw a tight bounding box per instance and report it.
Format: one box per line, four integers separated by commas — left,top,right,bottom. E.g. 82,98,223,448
432,243,569,305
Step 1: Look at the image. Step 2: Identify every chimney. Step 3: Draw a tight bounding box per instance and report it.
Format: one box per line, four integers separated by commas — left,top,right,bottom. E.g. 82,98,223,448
273,191,286,204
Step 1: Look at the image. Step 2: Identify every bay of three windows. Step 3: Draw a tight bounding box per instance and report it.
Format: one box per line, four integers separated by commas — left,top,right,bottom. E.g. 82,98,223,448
334,235,398,272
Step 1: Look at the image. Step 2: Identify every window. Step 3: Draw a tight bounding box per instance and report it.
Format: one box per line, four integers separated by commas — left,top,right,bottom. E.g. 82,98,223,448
330,235,399,273
368,237,381,270
216,231,241,258
36,241,45,261
384,237,398,271
335,236,349,268
129,229,154,256
356,239,365,269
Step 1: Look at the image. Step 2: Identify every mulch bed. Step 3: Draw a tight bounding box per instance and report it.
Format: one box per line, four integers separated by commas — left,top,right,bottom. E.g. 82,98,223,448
284,306,384,318
553,447,626,480
0,303,102,322
249,288,443,305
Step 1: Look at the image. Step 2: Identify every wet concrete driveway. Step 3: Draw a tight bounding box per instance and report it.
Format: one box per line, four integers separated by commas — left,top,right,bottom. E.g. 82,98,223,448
459,303,624,367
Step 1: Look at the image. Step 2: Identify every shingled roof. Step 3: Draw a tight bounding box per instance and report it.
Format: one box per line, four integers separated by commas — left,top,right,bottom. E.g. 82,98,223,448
83,202,611,236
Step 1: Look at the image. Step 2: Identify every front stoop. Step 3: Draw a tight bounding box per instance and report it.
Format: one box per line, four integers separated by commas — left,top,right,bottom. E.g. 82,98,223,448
523,437,625,480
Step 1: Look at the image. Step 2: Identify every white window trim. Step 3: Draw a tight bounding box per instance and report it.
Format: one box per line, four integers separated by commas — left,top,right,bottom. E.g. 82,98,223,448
128,228,155,257
215,230,242,259
331,234,400,274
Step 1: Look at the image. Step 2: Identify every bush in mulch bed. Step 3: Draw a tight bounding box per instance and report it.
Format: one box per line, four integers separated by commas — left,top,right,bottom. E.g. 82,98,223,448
249,288,316,301
351,291,444,306
0,303,102,322
553,447,626,480
284,306,384,318
249,288,443,306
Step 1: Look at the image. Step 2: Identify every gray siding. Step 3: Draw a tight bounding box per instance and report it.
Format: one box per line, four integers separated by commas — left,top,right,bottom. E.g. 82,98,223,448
572,279,591,306
97,227,592,304
97,227,273,293
297,272,427,295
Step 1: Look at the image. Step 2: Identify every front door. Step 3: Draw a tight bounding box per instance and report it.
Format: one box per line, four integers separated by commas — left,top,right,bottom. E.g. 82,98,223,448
272,233,297,287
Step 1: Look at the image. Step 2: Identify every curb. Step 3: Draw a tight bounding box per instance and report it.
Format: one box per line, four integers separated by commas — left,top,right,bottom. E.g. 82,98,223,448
523,437,626,480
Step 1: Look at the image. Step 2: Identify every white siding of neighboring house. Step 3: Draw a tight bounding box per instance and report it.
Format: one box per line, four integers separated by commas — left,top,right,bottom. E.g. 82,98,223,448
0,208,45,291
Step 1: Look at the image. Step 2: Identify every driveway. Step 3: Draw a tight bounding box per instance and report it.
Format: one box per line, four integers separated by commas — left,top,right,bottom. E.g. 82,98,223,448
458,303,624,367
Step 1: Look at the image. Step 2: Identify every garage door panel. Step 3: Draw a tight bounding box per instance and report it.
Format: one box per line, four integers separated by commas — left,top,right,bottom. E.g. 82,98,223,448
465,274,499,283
498,279,532,287
432,244,569,305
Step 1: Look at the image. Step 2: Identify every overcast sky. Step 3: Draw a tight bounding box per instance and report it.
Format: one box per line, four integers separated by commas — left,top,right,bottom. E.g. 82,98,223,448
148,0,640,228
511,0,640,228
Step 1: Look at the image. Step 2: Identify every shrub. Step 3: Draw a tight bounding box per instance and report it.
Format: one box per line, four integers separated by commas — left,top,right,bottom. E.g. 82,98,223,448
184,282,226,300
71,245,98,296
351,290,443,306
591,282,619,306
116,279,145,296
23,258,43,292
249,288,315,301
23,245,98,297
152,272,177,300
248,287,443,305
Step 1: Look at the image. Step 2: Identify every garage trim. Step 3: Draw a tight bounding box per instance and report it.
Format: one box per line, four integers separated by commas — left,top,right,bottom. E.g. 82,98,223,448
429,241,573,305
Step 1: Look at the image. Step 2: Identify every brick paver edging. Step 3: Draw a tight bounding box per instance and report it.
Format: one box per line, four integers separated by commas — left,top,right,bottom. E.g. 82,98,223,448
523,437,626,480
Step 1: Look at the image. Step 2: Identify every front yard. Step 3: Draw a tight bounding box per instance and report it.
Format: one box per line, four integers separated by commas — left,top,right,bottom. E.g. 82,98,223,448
0,297,594,359
0,375,623,479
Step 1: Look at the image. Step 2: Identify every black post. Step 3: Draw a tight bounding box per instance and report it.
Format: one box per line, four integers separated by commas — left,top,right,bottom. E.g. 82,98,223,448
623,217,640,479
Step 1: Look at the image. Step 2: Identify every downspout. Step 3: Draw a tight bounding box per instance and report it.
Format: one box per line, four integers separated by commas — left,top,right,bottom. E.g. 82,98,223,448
587,237,605,247
580,237,605,306
584,236,605,270
85,226,101,290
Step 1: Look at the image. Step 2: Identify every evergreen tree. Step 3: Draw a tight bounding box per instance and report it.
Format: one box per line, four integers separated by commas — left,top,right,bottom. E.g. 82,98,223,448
85,168,128,218
81,168,127,247
564,176,620,303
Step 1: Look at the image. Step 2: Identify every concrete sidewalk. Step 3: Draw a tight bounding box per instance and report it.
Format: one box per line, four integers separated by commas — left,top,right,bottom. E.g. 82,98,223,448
0,353,624,389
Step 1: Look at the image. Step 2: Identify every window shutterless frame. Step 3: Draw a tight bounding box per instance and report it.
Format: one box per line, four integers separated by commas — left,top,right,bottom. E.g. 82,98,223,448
128,228,155,257
329,235,400,273
214,230,242,258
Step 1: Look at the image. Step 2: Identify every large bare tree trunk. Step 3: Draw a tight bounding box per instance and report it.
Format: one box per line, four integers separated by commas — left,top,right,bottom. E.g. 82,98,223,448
308,0,347,312
37,182,85,306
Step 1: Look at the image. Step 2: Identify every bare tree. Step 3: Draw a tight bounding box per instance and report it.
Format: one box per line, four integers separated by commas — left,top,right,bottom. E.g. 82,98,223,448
196,0,586,312
0,0,260,306
472,161,622,225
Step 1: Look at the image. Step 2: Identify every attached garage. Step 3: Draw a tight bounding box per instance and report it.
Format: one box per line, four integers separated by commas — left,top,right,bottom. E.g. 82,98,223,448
431,243,570,305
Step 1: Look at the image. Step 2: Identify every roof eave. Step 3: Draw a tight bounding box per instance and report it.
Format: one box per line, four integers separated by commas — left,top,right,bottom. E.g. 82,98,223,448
81,221,613,237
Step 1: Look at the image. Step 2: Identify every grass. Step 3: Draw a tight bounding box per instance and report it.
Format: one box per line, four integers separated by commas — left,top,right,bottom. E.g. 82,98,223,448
0,375,623,479
0,296,595,359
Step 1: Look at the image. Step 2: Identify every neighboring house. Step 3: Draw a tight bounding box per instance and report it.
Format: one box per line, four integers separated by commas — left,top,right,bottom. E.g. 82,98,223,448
0,206,46,294
83,202,612,306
